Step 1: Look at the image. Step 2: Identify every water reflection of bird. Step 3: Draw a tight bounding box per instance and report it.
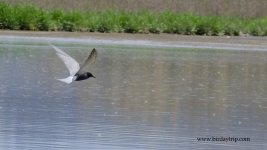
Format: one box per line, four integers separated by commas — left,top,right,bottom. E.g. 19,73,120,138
50,44,97,84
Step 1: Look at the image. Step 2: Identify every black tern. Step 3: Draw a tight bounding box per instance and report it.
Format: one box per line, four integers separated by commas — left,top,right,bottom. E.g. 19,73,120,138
50,44,97,84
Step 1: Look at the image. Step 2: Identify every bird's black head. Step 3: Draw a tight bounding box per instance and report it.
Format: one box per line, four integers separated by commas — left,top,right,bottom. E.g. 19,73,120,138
87,72,96,78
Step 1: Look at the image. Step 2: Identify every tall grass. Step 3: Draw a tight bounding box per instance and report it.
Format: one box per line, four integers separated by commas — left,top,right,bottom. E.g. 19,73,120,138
1,2,267,36
3,0,267,18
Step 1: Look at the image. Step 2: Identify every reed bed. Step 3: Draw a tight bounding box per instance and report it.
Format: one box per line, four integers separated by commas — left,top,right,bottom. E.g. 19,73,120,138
4,0,267,18
1,2,267,36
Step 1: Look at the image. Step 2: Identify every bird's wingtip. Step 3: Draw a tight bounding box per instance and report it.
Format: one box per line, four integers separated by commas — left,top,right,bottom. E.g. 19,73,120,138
49,44,56,48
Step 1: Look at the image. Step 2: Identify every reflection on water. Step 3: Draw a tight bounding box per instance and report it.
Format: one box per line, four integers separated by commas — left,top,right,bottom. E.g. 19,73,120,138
0,39,267,149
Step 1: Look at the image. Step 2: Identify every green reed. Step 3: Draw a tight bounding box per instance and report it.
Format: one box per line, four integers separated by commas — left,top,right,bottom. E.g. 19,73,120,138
1,2,267,36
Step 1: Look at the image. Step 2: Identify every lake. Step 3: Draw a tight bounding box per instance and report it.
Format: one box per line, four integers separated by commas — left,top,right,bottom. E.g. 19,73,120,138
0,34,266,149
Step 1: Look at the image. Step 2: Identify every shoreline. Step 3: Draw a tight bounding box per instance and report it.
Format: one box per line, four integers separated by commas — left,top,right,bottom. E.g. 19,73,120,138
1,30,267,51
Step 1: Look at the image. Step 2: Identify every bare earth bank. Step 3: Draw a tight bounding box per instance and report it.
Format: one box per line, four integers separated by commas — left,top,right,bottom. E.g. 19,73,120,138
1,30,267,51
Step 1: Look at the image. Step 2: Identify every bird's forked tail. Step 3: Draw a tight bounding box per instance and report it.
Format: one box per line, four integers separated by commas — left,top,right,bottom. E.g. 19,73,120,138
57,76,74,84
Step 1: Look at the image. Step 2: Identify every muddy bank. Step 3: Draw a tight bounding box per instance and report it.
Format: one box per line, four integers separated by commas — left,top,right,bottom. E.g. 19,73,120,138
1,30,267,51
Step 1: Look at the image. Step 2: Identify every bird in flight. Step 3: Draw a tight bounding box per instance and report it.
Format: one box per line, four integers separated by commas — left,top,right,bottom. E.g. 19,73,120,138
50,44,97,84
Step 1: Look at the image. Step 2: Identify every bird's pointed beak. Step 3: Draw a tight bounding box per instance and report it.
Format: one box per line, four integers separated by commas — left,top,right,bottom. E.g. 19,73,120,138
92,75,96,78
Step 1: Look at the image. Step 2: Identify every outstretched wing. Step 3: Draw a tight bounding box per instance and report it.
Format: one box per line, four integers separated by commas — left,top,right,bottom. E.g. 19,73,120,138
50,44,80,76
77,48,97,74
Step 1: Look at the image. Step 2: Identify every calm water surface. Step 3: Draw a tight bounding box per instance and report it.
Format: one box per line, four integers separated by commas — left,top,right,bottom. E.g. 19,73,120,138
0,36,266,149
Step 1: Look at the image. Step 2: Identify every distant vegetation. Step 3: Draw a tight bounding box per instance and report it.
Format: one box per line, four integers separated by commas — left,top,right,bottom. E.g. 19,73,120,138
1,2,267,36
3,0,267,18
